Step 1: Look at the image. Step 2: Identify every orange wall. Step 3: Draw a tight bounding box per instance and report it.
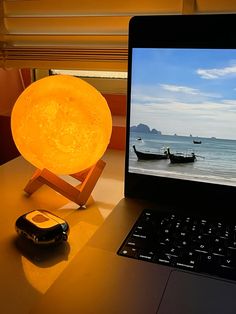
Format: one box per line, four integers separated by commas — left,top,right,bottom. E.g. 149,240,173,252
103,94,126,150
0,68,31,164
0,68,26,116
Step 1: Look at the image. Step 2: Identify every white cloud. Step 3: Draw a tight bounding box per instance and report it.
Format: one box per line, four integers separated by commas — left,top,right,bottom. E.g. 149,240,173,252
131,94,174,104
131,97,236,139
197,65,236,79
223,99,236,105
159,84,220,100
160,84,199,95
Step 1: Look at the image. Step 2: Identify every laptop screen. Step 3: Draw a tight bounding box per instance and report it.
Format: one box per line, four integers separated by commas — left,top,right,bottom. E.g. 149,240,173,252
125,15,236,207
128,47,236,187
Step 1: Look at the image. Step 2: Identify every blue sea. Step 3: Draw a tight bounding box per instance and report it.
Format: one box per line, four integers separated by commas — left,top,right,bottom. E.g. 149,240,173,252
129,132,236,186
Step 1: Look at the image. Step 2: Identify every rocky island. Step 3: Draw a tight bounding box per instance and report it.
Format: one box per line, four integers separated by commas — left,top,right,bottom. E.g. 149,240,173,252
130,123,162,135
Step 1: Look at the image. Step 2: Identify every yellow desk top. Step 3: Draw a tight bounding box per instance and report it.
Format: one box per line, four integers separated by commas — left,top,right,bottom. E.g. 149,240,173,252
0,149,124,314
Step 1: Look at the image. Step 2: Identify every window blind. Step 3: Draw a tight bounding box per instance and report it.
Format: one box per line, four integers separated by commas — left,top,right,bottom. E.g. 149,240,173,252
1,0,236,70
1,0,184,69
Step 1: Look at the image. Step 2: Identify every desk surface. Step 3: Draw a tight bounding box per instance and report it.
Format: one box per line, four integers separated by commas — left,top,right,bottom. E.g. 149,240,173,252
0,149,124,314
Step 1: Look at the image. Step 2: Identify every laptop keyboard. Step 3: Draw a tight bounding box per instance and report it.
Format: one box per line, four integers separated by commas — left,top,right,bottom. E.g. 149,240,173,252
118,209,236,281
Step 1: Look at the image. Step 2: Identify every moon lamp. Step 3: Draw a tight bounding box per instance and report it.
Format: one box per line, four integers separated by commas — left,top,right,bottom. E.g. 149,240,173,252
11,75,112,206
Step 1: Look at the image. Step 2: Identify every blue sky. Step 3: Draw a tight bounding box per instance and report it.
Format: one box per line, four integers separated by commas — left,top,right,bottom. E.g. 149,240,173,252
131,48,236,140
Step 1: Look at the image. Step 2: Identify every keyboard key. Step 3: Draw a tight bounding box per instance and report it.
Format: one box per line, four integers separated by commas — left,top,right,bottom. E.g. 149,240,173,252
119,246,138,258
194,242,209,254
126,237,146,249
175,239,189,248
198,254,221,274
212,246,226,257
159,236,172,245
220,257,236,269
212,237,224,246
132,233,147,239
176,250,198,270
219,258,236,279
156,253,176,266
227,241,236,250
165,247,180,257
176,260,195,270
138,249,155,262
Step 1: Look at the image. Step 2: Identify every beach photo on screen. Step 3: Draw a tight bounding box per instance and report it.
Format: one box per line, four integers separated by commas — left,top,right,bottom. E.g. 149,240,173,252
129,48,236,186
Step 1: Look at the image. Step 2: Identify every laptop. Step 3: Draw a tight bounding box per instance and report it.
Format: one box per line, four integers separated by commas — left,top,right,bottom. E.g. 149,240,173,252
31,15,236,314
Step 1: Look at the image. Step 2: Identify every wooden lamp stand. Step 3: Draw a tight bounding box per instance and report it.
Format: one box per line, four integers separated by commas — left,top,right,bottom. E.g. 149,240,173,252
24,159,106,207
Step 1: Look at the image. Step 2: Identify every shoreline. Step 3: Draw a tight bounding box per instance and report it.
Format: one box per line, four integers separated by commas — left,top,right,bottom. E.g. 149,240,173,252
129,166,236,187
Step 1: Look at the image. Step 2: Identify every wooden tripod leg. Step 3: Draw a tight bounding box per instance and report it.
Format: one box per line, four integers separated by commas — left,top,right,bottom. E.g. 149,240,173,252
24,159,106,207
24,169,45,195
71,159,106,205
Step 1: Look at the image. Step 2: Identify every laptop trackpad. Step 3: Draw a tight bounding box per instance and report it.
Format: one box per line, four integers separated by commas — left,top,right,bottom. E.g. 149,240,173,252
157,270,236,314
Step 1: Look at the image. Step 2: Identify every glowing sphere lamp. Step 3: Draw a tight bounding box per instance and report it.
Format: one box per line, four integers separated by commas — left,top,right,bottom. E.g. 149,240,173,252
11,75,112,206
